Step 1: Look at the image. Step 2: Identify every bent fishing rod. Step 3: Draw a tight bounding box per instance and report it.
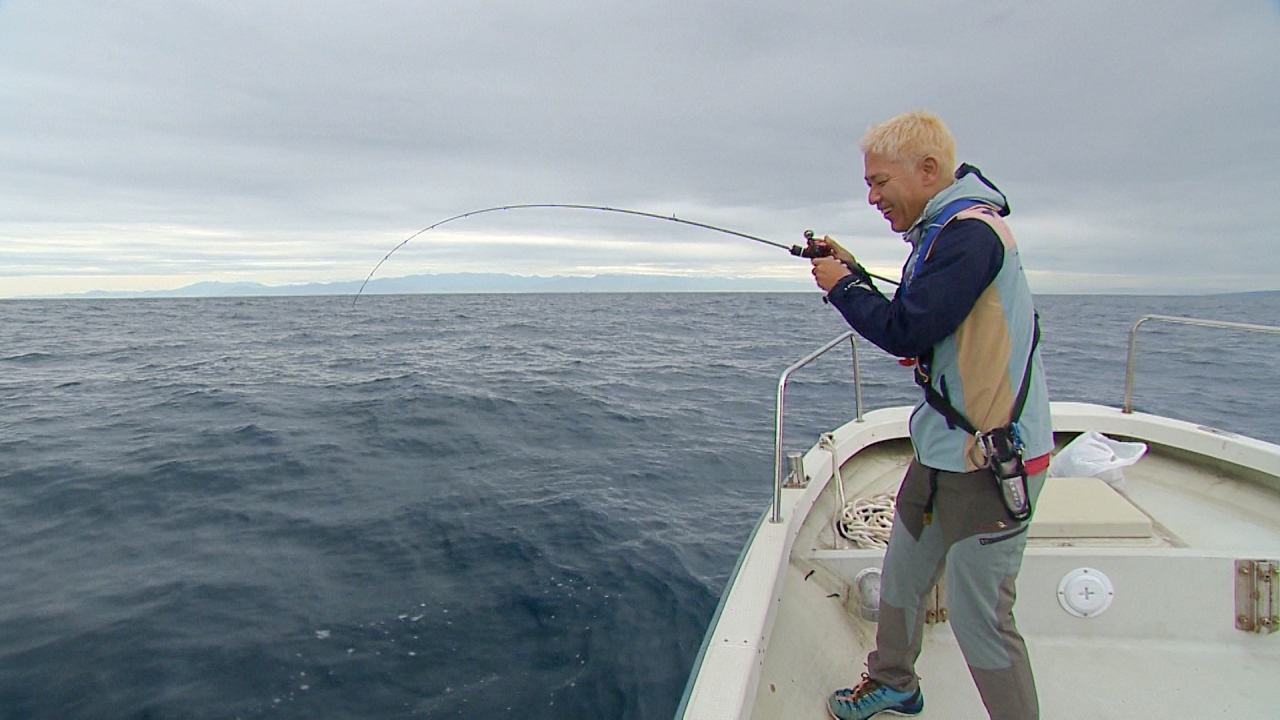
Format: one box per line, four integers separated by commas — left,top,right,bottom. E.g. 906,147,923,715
351,203,897,306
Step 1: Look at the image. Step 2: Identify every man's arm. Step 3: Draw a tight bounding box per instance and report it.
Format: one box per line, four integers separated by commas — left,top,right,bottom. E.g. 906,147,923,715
824,219,1005,358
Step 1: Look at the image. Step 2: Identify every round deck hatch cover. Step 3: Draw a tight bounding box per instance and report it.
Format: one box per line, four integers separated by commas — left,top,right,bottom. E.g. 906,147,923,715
1057,568,1114,618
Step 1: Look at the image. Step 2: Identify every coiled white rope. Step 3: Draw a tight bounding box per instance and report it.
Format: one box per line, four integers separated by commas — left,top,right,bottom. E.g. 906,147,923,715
837,492,897,549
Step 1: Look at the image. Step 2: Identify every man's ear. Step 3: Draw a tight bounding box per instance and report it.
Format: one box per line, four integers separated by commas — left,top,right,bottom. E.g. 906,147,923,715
919,155,941,184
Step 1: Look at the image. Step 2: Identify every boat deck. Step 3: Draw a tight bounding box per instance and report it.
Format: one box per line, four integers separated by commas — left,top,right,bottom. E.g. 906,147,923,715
748,413,1280,719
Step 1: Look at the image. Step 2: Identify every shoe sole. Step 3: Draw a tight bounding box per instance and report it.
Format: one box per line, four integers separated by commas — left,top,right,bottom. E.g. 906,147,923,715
828,705,923,719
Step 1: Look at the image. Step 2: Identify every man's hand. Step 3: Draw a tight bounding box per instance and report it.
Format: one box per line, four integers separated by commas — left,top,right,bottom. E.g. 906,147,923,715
816,235,857,267
811,256,851,293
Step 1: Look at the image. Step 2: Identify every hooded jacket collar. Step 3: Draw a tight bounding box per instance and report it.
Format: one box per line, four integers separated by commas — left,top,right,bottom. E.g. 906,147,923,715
904,164,1009,248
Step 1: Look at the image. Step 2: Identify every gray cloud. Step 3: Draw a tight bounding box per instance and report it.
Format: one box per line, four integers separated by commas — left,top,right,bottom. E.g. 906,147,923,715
1,0,1277,295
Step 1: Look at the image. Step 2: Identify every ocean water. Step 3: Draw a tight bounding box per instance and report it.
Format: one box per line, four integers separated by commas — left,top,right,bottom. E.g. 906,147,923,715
0,292,1277,719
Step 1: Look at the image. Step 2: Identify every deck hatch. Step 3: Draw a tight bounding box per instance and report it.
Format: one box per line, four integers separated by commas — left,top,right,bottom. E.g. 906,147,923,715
1028,477,1153,539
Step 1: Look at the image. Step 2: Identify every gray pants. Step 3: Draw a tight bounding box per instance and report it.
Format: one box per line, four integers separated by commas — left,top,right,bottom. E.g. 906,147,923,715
867,460,1045,720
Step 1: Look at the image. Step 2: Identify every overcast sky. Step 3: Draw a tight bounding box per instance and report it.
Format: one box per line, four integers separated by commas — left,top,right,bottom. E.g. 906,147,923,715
2,1,1278,297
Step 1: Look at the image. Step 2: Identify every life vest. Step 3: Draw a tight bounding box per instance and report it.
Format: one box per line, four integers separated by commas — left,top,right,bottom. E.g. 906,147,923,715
902,203,1054,476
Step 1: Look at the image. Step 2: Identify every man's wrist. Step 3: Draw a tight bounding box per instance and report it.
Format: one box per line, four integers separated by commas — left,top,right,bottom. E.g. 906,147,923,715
826,273,861,299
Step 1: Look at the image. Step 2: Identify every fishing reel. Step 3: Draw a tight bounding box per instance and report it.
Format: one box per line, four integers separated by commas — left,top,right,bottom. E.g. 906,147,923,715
796,230,884,302
790,230,834,259
790,230,898,290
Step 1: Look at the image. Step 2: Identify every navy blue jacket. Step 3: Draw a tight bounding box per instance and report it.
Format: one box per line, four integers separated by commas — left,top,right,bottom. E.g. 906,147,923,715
826,219,1004,359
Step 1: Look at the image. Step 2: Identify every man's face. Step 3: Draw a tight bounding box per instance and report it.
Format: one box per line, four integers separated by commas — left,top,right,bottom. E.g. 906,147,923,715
863,152,932,234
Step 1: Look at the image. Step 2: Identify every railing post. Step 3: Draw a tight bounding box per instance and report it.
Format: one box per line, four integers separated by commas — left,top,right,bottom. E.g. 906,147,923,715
850,335,864,423
772,331,857,524
1122,316,1152,414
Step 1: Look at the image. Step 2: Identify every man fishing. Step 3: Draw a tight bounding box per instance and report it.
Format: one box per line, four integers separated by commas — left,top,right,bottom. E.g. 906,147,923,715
810,110,1052,720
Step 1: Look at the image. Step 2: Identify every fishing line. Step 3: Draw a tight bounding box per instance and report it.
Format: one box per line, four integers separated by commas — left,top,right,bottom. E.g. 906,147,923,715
351,203,897,306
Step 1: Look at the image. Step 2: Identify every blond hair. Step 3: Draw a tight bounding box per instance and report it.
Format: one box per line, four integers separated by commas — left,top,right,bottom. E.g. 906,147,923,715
859,110,956,175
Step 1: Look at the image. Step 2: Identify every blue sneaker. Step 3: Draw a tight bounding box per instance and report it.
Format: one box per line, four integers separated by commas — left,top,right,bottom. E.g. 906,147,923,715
827,674,923,719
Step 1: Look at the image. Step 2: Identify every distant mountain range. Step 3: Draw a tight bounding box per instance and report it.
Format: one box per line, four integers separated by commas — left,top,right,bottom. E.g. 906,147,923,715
44,272,816,299
30,274,1280,300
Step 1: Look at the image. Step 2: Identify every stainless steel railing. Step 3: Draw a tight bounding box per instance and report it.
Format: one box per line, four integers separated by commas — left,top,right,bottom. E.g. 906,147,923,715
1123,314,1280,414
767,314,1280,522
771,331,863,524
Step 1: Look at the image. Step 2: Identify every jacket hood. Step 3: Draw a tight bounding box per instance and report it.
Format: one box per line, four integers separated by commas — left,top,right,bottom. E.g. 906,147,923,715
905,164,1008,246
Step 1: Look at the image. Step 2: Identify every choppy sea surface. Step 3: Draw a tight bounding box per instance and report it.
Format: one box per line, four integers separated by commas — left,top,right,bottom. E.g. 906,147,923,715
1,292,1277,719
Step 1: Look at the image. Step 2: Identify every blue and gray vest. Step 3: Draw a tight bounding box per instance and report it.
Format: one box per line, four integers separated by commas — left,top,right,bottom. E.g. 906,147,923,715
906,202,1053,472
